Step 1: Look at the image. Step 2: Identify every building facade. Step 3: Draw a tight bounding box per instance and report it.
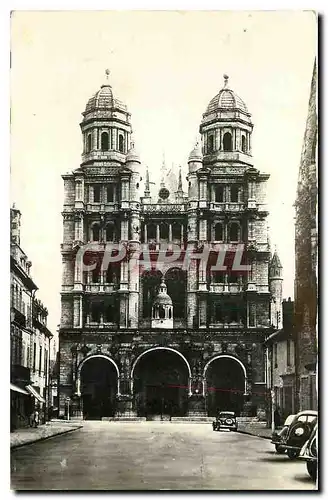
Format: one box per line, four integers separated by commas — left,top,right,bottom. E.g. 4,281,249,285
59,74,282,420
294,62,318,412
10,206,53,429
265,298,296,423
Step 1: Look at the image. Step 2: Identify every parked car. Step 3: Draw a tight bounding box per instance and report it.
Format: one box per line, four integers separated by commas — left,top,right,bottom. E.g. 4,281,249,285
271,410,317,459
212,411,238,432
299,423,318,481
271,414,295,454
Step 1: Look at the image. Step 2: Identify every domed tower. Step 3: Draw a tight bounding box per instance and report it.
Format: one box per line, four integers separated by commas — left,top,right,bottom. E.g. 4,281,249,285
80,69,132,167
199,75,253,167
151,279,173,329
269,248,283,329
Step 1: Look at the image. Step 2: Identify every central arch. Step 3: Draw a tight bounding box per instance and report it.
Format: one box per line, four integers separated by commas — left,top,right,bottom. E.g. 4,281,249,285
131,347,191,419
203,355,247,417
78,355,120,420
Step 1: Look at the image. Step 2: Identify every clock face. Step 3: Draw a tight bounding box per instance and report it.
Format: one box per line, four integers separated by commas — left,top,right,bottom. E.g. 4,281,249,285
159,187,170,200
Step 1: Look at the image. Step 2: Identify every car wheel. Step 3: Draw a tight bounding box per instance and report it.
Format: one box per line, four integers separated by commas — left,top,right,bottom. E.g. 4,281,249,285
306,461,317,481
275,445,285,454
287,449,299,459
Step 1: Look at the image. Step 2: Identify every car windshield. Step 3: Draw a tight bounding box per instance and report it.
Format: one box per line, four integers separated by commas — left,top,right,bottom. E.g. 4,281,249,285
284,414,295,426
219,413,235,419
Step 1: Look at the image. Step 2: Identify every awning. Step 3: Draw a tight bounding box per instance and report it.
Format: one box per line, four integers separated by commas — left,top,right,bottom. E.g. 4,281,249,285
26,385,46,403
10,383,29,395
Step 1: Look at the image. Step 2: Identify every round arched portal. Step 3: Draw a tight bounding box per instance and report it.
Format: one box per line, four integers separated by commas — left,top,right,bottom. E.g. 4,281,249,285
204,355,246,417
131,348,191,419
79,355,119,420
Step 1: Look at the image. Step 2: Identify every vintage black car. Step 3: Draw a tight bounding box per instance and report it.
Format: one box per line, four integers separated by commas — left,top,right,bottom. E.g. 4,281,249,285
212,411,238,432
271,414,295,454
299,423,318,481
271,410,317,459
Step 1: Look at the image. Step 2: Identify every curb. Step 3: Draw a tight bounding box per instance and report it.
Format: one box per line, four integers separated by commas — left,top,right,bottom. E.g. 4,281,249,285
10,425,83,450
237,429,272,440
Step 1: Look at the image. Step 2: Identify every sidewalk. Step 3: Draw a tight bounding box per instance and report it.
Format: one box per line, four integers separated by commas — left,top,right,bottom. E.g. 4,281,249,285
10,420,83,449
237,421,273,439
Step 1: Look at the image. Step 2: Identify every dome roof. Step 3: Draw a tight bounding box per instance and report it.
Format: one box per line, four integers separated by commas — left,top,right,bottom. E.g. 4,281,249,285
188,141,203,162
205,75,249,115
126,142,140,163
84,83,128,114
153,280,173,306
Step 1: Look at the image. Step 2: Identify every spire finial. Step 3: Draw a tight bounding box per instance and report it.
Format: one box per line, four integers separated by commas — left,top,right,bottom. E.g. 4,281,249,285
105,68,110,80
144,166,150,197
178,166,183,192
223,74,229,88
160,151,167,188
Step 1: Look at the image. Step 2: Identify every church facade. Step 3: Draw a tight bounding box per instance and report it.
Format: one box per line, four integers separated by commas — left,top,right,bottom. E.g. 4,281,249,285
59,74,283,420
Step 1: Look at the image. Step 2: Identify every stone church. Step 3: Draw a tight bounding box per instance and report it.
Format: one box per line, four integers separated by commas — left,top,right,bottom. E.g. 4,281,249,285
59,73,283,420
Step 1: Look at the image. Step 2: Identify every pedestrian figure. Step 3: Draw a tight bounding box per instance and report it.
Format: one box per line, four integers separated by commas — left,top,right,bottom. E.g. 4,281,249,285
33,409,40,428
274,407,281,428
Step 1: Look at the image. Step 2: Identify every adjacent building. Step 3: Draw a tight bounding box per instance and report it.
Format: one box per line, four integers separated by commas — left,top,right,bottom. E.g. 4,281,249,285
59,73,282,420
10,205,53,429
294,61,318,412
265,297,295,422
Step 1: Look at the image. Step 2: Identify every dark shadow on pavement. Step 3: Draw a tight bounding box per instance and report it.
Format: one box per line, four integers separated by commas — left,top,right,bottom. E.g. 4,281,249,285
293,474,316,485
258,456,291,463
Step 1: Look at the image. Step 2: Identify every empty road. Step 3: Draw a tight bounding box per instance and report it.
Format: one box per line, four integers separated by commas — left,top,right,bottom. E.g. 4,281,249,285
11,421,316,491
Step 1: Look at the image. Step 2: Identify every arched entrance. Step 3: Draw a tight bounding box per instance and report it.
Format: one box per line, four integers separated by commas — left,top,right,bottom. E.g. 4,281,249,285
204,355,246,417
132,348,191,419
79,356,119,420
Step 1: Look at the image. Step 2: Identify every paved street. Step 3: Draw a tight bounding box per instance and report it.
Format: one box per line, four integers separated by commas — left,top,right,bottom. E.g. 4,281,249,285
11,422,316,491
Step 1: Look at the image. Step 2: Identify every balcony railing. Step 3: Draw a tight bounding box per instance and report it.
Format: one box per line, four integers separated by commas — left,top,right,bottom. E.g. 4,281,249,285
84,283,118,293
209,283,244,293
209,202,245,212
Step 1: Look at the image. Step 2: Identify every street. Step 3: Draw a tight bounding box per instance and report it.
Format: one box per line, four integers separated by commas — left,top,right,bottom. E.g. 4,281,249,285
11,422,316,491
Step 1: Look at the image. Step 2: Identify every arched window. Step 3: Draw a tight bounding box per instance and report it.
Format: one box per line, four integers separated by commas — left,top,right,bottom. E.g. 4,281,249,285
91,302,101,323
160,223,169,240
169,308,172,319
118,135,124,153
105,304,115,323
159,306,165,319
92,268,100,283
214,223,223,241
241,135,246,153
106,224,115,242
107,184,114,202
101,132,109,151
147,224,156,241
223,132,232,152
215,185,224,202
93,185,101,203
86,134,92,153
230,185,239,203
106,264,119,284
92,224,100,241
208,134,214,153
172,223,181,241
229,222,239,242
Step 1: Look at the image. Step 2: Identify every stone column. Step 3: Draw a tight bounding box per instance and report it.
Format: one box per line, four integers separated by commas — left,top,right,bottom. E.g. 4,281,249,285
169,224,172,242
144,224,147,243
156,224,160,243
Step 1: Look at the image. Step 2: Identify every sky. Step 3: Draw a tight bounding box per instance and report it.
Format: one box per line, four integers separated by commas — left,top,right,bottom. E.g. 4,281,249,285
10,10,317,334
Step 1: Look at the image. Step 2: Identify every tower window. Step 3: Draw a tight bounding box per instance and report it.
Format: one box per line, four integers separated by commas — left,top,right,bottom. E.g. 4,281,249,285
91,302,101,323
215,185,224,202
214,223,223,241
241,135,246,153
208,134,214,153
230,185,239,203
94,185,101,203
229,222,239,242
86,134,92,153
101,132,109,151
106,224,115,242
118,135,124,153
92,224,100,241
223,132,232,152
107,184,114,202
